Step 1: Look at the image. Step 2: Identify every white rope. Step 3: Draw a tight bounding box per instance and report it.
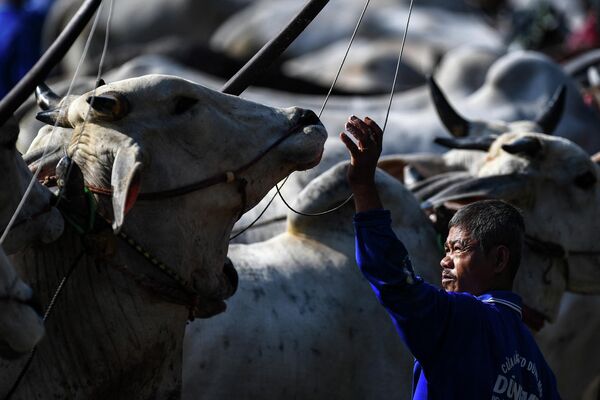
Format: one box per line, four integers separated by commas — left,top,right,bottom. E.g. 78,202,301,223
230,0,373,240
276,0,416,218
1,0,109,244
55,0,115,208
382,0,415,134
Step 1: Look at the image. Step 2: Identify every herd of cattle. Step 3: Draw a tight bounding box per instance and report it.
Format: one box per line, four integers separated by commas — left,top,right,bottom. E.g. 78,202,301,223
1,0,600,399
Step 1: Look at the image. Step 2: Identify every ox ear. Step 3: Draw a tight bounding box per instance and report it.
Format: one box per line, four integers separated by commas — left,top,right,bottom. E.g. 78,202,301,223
535,85,566,135
434,135,497,151
501,136,543,158
428,76,471,137
111,146,143,233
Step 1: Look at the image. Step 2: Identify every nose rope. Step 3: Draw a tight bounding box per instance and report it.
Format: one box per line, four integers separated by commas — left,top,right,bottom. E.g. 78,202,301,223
230,0,375,240
272,0,416,220
1,0,112,246
55,0,115,211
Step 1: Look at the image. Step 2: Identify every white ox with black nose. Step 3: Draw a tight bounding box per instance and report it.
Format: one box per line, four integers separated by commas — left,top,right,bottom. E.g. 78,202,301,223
1,75,327,399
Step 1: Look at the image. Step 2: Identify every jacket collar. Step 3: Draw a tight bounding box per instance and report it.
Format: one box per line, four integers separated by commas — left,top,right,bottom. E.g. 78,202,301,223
478,291,522,317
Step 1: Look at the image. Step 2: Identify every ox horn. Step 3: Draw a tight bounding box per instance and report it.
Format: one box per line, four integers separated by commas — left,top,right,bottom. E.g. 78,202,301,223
35,82,62,111
429,76,471,138
434,134,498,151
535,85,566,135
35,108,72,128
86,93,129,121
501,136,543,158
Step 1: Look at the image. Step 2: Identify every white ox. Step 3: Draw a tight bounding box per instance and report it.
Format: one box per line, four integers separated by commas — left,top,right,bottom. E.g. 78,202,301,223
185,130,600,399
17,51,600,244
0,74,326,399
183,163,440,400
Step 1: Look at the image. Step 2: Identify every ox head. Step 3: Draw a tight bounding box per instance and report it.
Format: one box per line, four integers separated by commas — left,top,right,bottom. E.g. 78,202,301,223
31,75,327,313
421,132,600,325
429,76,567,148
0,245,44,358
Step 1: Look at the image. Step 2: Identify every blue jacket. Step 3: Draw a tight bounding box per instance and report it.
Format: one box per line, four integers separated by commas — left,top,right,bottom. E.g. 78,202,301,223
0,2,45,98
354,209,561,400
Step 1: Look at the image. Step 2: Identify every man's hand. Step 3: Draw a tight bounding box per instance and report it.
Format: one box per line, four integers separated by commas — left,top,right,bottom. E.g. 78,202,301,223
340,115,384,212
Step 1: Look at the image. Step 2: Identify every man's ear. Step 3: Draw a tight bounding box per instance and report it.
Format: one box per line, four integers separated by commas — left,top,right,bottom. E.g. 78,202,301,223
492,245,510,274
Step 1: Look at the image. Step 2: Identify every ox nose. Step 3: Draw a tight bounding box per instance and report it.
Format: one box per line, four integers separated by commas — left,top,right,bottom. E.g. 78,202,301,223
297,109,321,127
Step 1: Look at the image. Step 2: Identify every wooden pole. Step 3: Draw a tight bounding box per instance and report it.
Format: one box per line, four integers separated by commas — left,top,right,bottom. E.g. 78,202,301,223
221,0,330,96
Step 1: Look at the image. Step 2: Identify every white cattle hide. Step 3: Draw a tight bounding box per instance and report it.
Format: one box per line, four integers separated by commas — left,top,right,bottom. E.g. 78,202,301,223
535,293,600,400
182,163,440,400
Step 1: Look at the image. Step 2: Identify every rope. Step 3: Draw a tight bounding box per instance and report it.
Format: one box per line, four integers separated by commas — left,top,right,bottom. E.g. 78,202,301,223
382,0,414,133
229,0,373,239
0,1,106,245
2,3,114,397
275,0,416,218
56,0,115,209
3,248,86,400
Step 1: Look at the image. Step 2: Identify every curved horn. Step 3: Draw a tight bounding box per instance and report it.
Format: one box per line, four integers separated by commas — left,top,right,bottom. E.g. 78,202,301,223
428,76,471,138
434,134,498,151
535,85,566,135
35,83,62,111
501,136,543,158
35,108,72,128
86,93,129,121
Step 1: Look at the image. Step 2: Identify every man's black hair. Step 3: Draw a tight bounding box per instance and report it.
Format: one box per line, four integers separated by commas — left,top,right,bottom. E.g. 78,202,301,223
448,200,525,280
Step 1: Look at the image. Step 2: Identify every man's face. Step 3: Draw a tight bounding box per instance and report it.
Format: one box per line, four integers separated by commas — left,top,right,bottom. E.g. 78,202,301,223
440,225,496,295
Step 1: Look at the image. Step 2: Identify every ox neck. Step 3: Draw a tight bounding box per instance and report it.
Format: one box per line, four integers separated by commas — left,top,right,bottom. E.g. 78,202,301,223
0,225,188,399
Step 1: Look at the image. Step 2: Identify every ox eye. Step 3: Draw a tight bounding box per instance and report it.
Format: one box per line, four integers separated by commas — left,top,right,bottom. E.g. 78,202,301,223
173,96,198,115
574,171,597,189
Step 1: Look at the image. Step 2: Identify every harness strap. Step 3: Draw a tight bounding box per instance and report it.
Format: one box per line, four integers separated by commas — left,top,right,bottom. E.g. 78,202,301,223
138,124,299,201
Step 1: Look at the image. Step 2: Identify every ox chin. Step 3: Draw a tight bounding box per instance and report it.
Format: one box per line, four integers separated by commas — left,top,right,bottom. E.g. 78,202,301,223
190,257,238,319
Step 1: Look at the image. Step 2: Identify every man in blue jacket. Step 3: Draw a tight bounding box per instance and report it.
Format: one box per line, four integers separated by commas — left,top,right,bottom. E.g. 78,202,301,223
340,115,561,399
